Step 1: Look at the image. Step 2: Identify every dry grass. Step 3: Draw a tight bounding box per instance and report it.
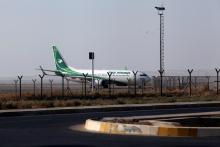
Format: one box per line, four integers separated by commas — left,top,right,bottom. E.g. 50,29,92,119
0,88,220,110
0,95,220,110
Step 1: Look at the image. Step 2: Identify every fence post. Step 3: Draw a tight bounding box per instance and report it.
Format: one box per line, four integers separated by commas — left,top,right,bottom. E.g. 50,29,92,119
132,71,138,96
32,79,37,97
107,72,113,97
39,74,45,99
18,76,23,99
81,79,84,96
215,68,220,95
187,69,193,96
97,79,100,94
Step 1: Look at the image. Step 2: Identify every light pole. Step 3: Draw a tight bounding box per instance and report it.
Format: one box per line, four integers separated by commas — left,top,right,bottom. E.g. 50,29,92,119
89,52,95,93
82,73,88,97
158,69,164,96
155,6,165,73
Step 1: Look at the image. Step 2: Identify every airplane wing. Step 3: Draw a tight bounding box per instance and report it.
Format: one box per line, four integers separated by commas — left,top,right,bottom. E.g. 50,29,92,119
36,66,93,81
36,66,58,73
36,66,63,76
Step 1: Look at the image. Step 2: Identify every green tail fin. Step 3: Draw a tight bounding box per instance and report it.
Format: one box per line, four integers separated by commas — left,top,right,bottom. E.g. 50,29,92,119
52,46,69,71
52,46,81,76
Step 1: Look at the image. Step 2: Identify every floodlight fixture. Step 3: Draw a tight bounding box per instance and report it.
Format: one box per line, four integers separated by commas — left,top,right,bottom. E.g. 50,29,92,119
89,52,95,93
155,6,165,15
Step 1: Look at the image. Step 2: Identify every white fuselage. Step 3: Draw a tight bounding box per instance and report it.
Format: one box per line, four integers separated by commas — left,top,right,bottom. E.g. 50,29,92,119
75,68,150,86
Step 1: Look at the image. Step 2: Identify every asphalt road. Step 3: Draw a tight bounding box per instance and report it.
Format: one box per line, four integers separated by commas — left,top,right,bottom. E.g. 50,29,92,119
0,107,220,147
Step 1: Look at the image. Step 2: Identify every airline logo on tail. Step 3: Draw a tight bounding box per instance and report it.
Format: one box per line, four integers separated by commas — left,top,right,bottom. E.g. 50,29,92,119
52,46,81,76
58,59,63,64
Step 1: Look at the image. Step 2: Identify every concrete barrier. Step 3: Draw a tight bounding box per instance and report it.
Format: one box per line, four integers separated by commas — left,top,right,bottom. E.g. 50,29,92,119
85,119,159,136
85,119,220,137
158,126,197,137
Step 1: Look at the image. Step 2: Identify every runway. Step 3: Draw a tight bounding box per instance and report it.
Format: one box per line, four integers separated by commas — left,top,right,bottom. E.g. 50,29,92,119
0,107,220,147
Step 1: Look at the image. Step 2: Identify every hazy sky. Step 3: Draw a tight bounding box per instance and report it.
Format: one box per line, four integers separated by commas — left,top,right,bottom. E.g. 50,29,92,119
0,0,219,76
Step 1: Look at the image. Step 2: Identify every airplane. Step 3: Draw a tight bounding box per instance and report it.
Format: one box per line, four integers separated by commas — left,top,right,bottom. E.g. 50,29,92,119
40,46,151,88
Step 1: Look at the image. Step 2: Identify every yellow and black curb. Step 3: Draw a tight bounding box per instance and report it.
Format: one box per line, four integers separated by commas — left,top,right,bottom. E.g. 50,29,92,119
85,119,220,137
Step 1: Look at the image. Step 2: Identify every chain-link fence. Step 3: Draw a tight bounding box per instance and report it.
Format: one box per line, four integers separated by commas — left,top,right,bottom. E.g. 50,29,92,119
0,73,219,99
